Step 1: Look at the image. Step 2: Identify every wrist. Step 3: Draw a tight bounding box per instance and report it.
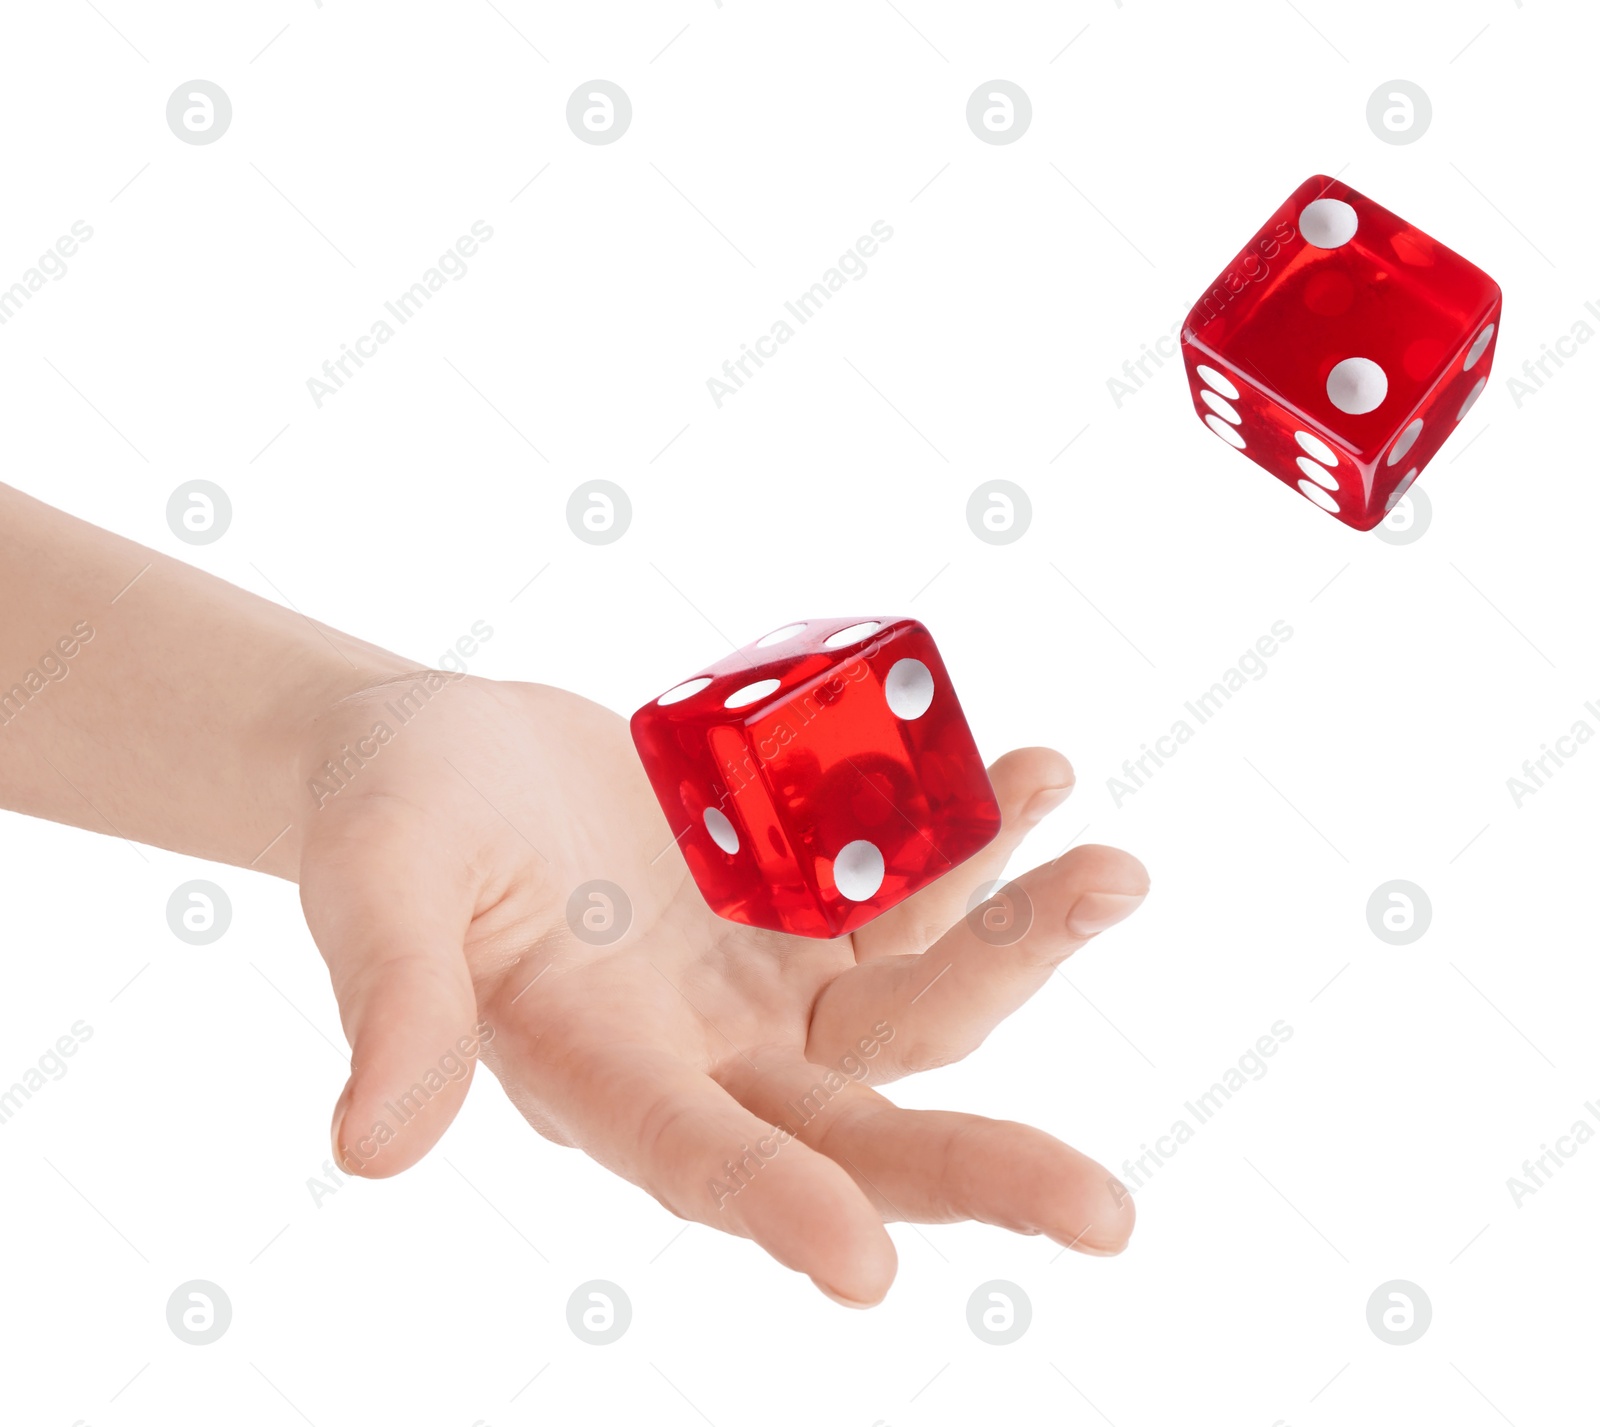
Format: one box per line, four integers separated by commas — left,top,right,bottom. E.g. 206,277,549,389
249,631,418,880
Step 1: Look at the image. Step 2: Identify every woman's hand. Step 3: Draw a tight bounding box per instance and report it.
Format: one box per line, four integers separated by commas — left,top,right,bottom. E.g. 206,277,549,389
298,674,1149,1307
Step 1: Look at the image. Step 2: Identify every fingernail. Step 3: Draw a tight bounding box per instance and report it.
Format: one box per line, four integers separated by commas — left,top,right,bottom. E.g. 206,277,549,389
330,1080,354,1170
1071,1239,1130,1258
1066,891,1146,938
812,1279,878,1309
1022,784,1074,824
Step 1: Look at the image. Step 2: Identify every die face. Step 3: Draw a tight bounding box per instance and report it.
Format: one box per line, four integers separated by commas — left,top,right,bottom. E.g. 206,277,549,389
1184,174,1501,530
1183,351,1366,523
631,618,1000,938
1365,308,1500,519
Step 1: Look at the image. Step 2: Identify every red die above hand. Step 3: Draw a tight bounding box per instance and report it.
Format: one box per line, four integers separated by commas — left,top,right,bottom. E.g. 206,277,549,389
1183,174,1501,531
631,618,1001,939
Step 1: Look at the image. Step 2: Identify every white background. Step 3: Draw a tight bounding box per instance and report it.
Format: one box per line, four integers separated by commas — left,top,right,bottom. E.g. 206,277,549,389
1,1,1595,1424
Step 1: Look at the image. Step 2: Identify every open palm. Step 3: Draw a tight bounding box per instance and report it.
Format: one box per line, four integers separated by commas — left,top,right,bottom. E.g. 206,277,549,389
298,675,1149,1306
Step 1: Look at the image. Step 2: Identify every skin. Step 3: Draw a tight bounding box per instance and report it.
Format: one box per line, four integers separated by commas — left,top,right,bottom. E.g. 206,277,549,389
0,483,1150,1305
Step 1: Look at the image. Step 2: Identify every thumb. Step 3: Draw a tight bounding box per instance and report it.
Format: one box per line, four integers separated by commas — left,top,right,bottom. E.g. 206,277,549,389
300,823,483,1179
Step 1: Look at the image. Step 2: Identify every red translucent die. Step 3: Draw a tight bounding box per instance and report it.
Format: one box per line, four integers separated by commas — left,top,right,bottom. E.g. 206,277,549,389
1182,174,1502,531
631,617,1001,939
